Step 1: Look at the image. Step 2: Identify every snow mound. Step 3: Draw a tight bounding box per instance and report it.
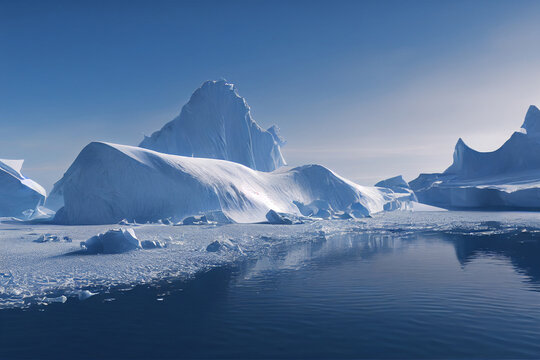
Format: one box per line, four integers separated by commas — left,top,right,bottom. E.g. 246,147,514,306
0,159,46,218
50,142,399,225
410,105,540,209
139,80,286,172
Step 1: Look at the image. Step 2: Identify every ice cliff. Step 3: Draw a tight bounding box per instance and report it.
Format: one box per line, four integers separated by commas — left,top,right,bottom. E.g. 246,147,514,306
139,80,286,172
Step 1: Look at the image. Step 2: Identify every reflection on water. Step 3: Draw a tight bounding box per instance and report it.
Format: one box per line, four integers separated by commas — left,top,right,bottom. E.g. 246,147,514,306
3,222,540,358
447,230,540,286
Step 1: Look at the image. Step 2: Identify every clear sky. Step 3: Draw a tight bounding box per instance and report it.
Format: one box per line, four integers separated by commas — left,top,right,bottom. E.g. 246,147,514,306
2,0,540,192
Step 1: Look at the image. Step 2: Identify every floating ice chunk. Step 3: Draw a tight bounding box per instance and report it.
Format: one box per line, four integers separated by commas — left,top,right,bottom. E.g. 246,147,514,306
33,234,59,243
206,238,244,254
141,239,166,249
49,295,67,303
78,290,96,300
80,228,141,254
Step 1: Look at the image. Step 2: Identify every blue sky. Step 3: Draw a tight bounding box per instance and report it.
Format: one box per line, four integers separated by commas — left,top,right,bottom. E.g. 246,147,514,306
2,0,540,191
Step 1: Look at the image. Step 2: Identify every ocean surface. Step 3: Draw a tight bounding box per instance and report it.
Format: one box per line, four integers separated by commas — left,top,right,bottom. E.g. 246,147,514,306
2,212,540,359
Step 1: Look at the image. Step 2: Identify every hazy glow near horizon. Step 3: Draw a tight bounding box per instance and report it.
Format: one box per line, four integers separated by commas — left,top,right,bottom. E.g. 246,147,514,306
1,0,540,192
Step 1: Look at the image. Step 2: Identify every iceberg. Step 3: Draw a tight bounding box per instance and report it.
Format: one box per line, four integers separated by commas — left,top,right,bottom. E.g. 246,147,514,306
410,105,540,210
0,158,46,217
50,142,399,225
375,175,417,202
139,80,286,172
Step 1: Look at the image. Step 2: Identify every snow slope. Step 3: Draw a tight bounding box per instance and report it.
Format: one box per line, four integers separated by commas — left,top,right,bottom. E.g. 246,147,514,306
0,159,46,217
139,80,286,172
50,142,399,225
410,105,540,209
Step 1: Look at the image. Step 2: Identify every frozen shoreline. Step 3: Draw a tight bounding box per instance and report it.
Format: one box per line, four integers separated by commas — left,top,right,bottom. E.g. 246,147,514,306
2,211,540,310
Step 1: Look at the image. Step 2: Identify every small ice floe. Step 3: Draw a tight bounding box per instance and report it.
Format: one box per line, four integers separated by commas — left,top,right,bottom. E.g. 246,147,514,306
140,239,166,249
39,295,67,304
34,234,58,243
78,290,96,300
206,238,244,254
34,234,73,243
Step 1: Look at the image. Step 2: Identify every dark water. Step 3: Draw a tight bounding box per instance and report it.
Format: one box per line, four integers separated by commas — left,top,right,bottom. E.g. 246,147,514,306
3,226,540,359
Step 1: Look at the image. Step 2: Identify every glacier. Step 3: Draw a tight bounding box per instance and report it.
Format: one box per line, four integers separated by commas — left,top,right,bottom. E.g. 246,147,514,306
139,80,286,172
0,159,46,218
410,105,540,210
49,142,402,225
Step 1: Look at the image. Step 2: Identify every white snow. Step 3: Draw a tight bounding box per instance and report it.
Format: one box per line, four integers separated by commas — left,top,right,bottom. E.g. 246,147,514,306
411,105,540,210
139,80,286,172
0,158,46,218
49,142,401,225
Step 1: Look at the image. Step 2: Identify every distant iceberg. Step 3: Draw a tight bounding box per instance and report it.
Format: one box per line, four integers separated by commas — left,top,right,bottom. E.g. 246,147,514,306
410,105,540,210
0,159,46,218
51,142,400,225
139,80,286,172
375,175,417,202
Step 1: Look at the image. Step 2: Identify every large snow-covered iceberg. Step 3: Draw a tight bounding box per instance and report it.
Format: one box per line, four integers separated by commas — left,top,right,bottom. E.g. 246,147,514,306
139,80,286,172
410,105,540,209
50,142,399,225
0,159,46,217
